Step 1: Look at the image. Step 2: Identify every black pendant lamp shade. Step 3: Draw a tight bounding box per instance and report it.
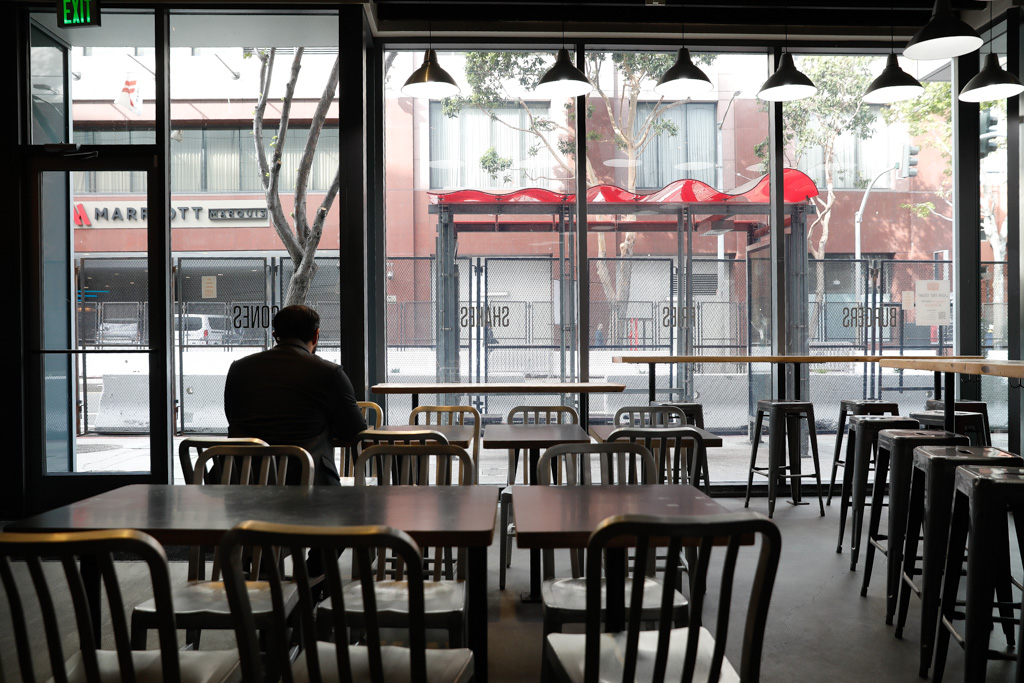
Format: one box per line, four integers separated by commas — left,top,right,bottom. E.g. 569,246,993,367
655,47,713,99
758,52,817,102
904,0,982,61
535,48,593,98
864,53,924,103
959,52,1024,102
402,49,461,99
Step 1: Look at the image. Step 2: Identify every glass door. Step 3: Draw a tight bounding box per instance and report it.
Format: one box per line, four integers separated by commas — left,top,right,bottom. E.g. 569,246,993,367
26,149,169,510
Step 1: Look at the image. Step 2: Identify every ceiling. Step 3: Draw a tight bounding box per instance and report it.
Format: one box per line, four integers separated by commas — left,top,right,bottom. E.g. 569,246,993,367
368,0,1014,45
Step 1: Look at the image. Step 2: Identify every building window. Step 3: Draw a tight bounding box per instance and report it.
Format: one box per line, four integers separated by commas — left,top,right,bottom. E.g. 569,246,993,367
429,101,554,190
634,101,717,189
797,105,896,190
73,126,339,194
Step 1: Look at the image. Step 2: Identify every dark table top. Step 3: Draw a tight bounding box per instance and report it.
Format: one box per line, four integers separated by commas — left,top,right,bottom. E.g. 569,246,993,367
6,484,499,548
511,484,731,548
481,423,591,449
588,424,724,448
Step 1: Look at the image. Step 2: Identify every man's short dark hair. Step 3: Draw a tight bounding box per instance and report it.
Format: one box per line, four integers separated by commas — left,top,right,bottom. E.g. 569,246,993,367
273,305,320,343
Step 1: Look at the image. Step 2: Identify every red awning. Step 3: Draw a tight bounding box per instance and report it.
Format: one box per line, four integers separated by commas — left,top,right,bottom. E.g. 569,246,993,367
428,168,818,206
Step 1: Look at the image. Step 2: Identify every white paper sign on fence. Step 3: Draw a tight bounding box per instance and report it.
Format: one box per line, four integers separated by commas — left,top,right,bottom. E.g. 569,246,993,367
915,280,950,326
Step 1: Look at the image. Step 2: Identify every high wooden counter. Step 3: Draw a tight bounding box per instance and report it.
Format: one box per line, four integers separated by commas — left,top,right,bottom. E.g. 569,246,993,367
613,354,983,403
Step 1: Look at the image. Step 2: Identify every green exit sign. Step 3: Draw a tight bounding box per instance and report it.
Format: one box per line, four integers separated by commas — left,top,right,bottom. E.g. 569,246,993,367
57,0,100,28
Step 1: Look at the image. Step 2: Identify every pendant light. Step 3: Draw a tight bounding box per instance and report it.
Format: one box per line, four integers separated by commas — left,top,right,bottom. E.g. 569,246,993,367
959,3,1023,102
758,11,816,102
534,8,592,98
655,4,712,100
904,0,982,61
864,6,923,104
402,5,460,99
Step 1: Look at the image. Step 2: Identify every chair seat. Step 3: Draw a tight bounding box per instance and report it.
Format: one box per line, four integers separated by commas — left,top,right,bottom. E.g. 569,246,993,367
133,580,299,627
291,642,473,683
542,576,687,625
322,579,465,621
545,626,739,683
60,649,241,683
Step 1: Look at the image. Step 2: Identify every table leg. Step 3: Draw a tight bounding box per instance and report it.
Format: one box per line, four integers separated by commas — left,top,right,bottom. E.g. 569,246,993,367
792,362,802,401
412,392,419,411
580,393,589,430
943,372,955,433
467,545,489,683
648,363,657,404
523,446,542,603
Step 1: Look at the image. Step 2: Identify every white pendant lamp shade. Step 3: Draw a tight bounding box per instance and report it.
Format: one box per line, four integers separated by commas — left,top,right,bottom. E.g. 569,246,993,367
402,49,461,99
904,0,982,61
534,48,593,98
758,53,817,102
959,52,1024,102
655,47,713,99
864,54,924,103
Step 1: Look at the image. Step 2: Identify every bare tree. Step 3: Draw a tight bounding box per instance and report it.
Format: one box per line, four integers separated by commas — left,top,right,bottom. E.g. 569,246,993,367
251,47,341,306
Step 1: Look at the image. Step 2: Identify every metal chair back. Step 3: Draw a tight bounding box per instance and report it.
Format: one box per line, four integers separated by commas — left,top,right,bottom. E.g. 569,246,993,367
607,426,706,485
178,436,268,484
614,405,688,428
220,521,435,683
576,512,781,683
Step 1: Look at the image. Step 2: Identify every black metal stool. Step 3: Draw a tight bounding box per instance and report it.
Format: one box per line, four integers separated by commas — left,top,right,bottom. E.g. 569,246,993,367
744,399,824,518
836,415,918,565
933,463,1024,683
654,401,705,429
859,429,969,621
895,445,1022,678
909,409,990,447
924,398,991,444
827,399,900,505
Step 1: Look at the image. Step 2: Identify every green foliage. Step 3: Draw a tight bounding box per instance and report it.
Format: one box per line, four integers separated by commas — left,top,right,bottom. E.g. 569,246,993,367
902,200,937,219
479,146,514,185
754,56,878,178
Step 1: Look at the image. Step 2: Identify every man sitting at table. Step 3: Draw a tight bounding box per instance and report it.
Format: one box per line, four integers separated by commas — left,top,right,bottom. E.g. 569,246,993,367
224,304,366,485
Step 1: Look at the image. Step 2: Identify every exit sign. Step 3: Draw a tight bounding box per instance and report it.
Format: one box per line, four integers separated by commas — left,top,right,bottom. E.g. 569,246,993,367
57,0,100,28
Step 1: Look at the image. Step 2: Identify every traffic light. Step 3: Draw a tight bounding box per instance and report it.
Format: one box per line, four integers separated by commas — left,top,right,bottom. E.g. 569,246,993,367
980,108,1000,158
899,144,919,178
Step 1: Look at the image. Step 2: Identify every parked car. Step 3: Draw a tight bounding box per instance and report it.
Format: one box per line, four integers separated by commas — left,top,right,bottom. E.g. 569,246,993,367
175,313,235,345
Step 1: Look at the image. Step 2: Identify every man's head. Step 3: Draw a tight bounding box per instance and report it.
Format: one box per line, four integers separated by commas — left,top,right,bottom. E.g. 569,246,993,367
273,305,320,348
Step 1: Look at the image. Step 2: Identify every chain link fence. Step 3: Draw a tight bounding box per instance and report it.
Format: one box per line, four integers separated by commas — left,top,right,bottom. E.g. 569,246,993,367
76,254,1010,434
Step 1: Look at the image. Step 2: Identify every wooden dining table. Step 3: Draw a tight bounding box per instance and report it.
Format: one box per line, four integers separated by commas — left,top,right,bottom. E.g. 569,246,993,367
512,484,734,630
371,381,626,429
613,354,983,403
5,483,500,683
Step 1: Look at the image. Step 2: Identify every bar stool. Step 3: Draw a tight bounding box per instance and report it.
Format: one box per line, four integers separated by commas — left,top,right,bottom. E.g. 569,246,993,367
909,409,990,446
653,401,705,429
924,398,991,443
859,428,969,622
835,414,918,564
894,445,1022,678
744,399,824,518
933,463,1024,683
827,399,900,505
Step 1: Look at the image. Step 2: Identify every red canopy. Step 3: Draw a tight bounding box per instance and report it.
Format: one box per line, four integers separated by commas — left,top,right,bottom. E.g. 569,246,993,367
428,168,818,206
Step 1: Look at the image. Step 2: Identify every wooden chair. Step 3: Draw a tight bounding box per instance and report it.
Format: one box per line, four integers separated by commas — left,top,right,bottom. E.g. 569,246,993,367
220,520,474,683
613,405,688,428
336,401,385,477
130,444,314,649
409,404,482,483
177,436,268,485
500,404,580,590
0,528,241,682
606,426,707,488
317,444,475,647
537,443,688,637
541,512,782,683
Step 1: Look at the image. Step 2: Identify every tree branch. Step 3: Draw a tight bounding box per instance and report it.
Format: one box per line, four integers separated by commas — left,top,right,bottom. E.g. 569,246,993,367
294,54,340,260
